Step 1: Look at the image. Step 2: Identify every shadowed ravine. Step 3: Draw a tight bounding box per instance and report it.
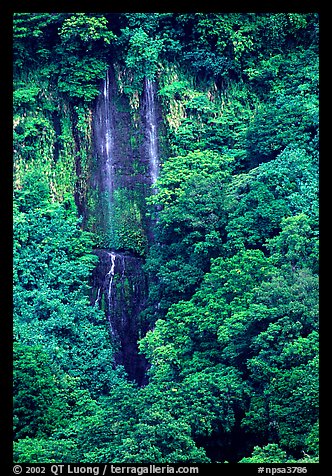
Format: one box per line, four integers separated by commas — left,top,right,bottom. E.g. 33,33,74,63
90,249,149,385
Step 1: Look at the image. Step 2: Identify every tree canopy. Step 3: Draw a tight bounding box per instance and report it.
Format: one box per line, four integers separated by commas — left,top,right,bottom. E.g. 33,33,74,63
13,12,319,465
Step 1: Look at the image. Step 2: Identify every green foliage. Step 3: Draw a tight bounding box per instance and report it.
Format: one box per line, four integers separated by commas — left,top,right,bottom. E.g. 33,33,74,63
158,80,191,100
112,410,209,463
13,13,68,70
13,84,40,110
124,28,163,80
144,150,233,316
14,113,55,163
13,13,115,103
13,12,319,464
245,48,318,166
89,186,148,255
224,146,318,254
13,343,65,440
14,437,79,464
59,14,116,45
110,188,148,255
239,443,319,463
239,444,290,463
225,180,289,253
265,213,318,272
57,56,109,102
141,252,318,461
242,266,319,456
13,177,116,397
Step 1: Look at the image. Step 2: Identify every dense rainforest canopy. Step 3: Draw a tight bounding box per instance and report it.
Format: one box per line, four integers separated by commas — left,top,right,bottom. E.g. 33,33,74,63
13,12,319,464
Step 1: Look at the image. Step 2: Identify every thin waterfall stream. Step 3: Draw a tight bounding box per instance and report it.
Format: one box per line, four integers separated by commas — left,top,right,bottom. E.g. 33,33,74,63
144,77,159,186
94,69,115,205
91,250,148,384
90,70,160,385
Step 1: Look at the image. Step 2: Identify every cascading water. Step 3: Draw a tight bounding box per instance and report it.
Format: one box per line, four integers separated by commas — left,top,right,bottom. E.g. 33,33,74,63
91,250,148,384
90,70,161,385
144,78,159,186
93,69,115,229
106,251,117,337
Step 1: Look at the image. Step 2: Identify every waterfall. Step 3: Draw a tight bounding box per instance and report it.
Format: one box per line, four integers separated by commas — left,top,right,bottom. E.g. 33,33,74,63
106,251,117,337
94,69,115,213
90,69,154,385
144,78,159,185
106,251,116,307
91,250,148,384
94,287,101,306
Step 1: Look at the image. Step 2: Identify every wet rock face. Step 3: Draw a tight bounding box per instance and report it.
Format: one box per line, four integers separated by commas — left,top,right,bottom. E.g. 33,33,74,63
142,77,159,186
89,69,161,385
91,250,149,385
92,68,160,198
90,67,161,251
93,69,116,199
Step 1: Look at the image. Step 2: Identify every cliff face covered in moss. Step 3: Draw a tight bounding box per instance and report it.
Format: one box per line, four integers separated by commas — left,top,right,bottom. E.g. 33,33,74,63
89,67,161,254
13,13,319,465
13,64,160,256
